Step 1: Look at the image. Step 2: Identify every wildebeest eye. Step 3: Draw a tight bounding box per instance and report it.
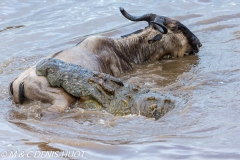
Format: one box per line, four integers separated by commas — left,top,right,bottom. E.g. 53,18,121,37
191,37,196,41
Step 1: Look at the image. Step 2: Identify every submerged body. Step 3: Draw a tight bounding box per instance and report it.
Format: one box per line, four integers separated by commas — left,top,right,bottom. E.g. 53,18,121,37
36,58,175,120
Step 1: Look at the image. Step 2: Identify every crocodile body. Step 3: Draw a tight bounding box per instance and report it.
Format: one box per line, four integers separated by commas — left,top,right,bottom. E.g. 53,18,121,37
36,58,175,120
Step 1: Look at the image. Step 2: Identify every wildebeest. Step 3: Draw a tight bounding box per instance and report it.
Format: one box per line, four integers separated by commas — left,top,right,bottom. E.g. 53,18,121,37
9,7,201,112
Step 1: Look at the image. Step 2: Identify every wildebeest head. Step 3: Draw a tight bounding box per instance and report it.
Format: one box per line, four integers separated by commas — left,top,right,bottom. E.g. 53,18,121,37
119,7,202,55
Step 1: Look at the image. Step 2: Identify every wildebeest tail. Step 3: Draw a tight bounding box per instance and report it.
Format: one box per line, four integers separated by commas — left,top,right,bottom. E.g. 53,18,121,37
19,82,25,104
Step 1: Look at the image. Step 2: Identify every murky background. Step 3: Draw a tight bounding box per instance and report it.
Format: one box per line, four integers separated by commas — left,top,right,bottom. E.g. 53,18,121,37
1,0,240,159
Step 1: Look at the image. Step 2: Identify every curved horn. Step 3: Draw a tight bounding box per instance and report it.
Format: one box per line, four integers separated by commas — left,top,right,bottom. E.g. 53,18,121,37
119,7,156,22
150,21,168,34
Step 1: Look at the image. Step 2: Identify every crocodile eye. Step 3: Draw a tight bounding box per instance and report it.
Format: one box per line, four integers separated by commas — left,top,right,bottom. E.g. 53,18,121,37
47,68,54,73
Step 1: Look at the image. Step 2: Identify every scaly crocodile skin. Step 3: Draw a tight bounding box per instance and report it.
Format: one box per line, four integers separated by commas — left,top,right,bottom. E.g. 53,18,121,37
36,58,175,120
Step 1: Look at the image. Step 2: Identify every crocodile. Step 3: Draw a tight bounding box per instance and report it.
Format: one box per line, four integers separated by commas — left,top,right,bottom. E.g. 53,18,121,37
36,58,175,120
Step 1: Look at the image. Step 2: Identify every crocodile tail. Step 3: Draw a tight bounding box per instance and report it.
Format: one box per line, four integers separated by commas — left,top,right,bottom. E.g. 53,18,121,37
19,82,25,104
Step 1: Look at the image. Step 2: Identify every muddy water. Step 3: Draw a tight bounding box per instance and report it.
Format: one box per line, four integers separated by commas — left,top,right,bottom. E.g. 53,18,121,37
1,0,240,159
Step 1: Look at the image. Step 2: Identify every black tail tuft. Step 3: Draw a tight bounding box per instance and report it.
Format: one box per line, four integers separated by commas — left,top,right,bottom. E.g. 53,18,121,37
19,82,25,104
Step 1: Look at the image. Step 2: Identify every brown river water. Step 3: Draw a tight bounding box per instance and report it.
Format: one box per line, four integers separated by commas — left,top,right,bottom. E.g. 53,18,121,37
1,0,240,159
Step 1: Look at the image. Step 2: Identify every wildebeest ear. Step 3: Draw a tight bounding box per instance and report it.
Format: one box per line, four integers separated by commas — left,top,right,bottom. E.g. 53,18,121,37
148,34,162,44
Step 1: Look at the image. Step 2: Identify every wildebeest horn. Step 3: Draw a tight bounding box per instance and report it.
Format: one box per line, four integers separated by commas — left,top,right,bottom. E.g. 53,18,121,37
150,21,168,34
119,7,156,22
119,7,168,34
